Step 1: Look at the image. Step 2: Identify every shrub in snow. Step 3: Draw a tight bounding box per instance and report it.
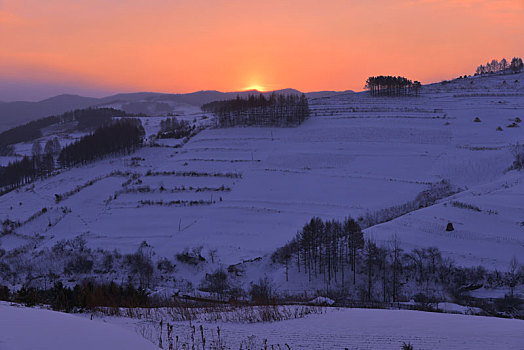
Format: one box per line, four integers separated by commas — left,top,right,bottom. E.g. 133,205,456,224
176,247,206,265
65,255,94,275
360,180,457,228
0,262,11,281
249,277,274,304
494,295,524,318
1,219,19,235
15,286,39,307
101,252,114,272
157,257,175,273
474,117,481,122
199,269,231,296
125,247,154,288
451,201,482,212
157,117,193,139
0,284,10,300
446,222,454,231
309,296,335,306
402,342,414,350
510,143,524,170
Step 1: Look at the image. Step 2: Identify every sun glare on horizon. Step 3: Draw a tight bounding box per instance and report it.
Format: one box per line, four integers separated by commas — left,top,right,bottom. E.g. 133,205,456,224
244,84,265,92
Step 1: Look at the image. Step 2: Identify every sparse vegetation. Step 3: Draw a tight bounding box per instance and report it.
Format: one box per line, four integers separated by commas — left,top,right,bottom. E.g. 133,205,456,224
359,180,458,228
510,143,524,170
157,117,193,139
451,201,482,212
145,170,242,178
402,342,414,350
176,247,206,266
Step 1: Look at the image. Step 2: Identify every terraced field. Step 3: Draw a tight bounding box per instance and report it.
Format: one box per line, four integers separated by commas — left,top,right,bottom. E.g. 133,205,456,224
1,73,523,274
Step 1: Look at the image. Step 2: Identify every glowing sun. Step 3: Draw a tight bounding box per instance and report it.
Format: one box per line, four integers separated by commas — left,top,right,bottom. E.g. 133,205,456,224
244,84,265,92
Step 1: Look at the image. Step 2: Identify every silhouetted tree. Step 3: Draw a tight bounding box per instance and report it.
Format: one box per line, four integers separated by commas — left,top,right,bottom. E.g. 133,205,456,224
365,76,417,97
475,57,522,75
510,57,523,73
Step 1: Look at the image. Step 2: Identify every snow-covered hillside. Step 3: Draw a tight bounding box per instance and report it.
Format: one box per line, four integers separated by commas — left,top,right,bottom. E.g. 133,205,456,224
0,73,523,290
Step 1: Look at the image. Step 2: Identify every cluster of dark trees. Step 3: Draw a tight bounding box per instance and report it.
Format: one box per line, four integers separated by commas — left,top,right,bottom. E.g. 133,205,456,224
272,217,364,286
475,57,523,75
0,108,138,156
202,93,310,127
0,282,151,312
58,119,144,168
365,76,421,97
0,138,61,190
0,119,144,190
272,217,524,305
60,108,139,130
157,117,193,139
0,154,55,190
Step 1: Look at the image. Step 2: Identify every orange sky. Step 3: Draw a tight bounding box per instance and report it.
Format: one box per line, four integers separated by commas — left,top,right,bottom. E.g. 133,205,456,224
1,0,523,99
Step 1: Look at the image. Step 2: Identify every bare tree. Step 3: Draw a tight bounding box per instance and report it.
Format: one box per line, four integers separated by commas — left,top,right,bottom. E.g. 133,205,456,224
507,256,520,298
31,141,42,157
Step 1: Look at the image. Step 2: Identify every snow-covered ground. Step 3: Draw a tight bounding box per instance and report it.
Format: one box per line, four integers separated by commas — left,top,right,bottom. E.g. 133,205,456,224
95,306,524,349
0,302,158,350
0,73,523,294
2,302,521,350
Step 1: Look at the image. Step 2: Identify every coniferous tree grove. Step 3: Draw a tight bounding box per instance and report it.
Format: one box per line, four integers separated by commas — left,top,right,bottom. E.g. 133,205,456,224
0,120,144,190
0,153,54,190
365,76,421,97
58,119,144,168
0,108,138,155
202,93,310,127
272,217,365,285
475,57,523,75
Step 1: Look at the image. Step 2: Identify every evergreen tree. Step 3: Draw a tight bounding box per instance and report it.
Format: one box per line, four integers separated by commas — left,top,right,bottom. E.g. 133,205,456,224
510,57,523,73
365,76,417,97
202,93,310,127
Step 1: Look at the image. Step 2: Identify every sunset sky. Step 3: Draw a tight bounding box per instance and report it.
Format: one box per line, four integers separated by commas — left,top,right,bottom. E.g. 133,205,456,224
1,0,523,101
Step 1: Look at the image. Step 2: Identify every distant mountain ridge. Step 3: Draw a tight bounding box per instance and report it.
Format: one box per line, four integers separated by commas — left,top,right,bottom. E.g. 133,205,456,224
0,89,353,131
